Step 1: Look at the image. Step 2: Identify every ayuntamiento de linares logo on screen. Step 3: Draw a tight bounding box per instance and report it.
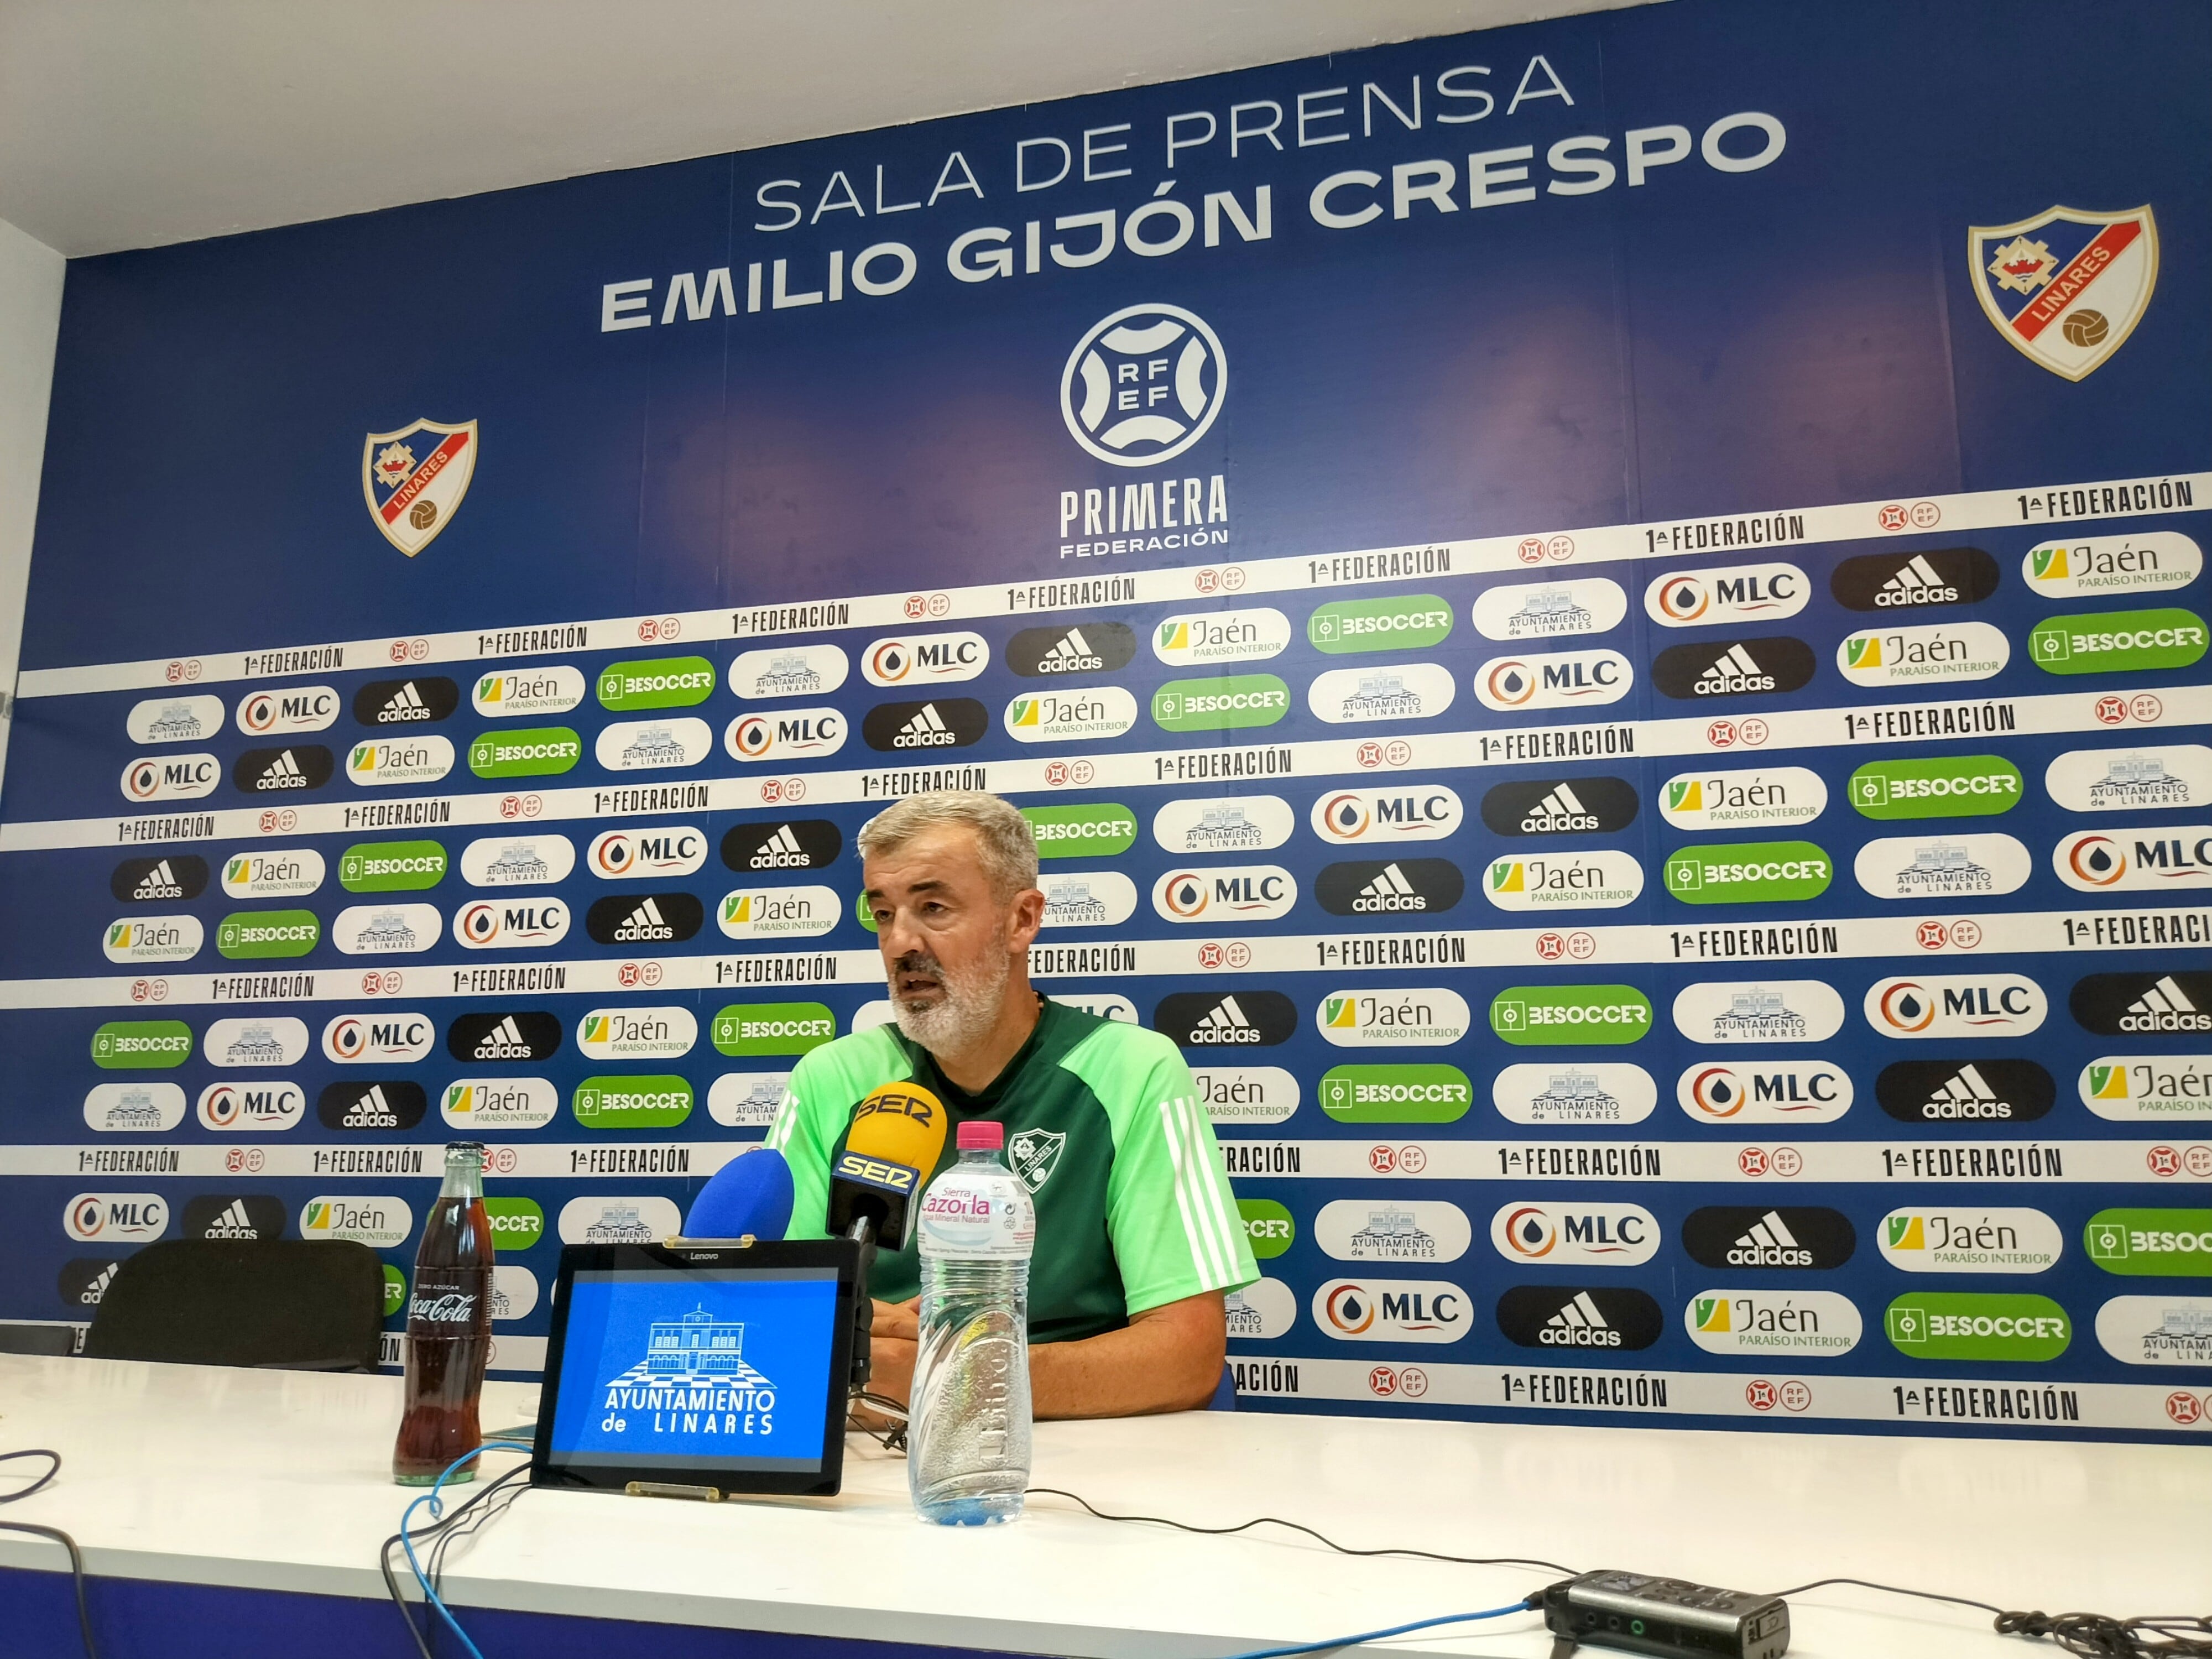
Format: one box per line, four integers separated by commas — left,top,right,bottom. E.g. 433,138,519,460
601,1306,779,1438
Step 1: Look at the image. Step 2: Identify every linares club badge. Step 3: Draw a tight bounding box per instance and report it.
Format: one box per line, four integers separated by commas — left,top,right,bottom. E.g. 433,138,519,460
1968,205,2157,382
362,418,478,556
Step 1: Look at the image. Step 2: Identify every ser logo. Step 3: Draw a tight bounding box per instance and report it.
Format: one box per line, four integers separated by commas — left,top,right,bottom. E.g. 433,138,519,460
1060,304,1226,467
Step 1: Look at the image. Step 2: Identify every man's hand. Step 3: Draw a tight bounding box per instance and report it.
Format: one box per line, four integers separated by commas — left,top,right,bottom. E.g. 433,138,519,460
862,1297,919,1418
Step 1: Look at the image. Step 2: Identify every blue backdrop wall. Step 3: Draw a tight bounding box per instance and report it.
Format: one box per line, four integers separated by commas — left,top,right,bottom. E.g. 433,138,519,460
4,0,2209,1441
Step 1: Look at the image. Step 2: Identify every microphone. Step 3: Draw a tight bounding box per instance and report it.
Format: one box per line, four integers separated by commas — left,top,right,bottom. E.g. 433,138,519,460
682,1146,795,1241
827,1081,948,1250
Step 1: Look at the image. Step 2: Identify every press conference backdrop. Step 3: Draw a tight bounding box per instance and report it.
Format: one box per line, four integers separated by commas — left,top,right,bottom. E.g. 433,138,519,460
2,0,2208,1443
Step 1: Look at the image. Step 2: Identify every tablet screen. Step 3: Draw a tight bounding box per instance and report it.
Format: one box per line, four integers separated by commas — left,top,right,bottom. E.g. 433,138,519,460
545,1265,841,1475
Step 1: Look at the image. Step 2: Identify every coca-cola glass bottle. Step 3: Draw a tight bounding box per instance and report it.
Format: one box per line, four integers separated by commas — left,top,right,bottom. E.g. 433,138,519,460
393,1141,494,1484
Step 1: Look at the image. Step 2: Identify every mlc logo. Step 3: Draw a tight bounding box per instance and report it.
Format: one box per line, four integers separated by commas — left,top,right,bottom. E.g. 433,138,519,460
1060,304,1225,467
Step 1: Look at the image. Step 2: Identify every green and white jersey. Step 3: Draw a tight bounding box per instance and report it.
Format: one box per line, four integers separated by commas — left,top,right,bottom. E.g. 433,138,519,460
766,997,1258,1344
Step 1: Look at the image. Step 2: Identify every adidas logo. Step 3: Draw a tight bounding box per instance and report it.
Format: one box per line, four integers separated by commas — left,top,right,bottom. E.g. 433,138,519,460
1726,1209,1812,1266
1539,1291,1621,1348
251,750,309,790
343,1086,402,1128
132,860,184,900
891,704,957,748
472,1016,536,1060
1353,864,1430,913
1693,644,1774,695
1188,995,1264,1044
1917,1063,2013,1121
749,825,812,869
1035,628,1104,673
1874,554,1959,608
1520,784,1598,833
202,1198,263,1238
76,1262,120,1305
2122,975,2212,1032
612,898,676,941
373,681,434,722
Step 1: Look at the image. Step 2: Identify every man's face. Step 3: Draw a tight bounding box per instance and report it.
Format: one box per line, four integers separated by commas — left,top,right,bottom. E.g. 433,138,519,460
862,824,1041,1053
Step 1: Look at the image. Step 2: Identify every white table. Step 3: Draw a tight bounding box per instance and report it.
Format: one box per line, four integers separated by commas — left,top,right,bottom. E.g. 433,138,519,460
0,1354,2204,1657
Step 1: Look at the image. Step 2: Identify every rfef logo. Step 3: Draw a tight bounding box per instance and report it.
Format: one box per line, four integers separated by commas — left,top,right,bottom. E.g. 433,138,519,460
1060,304,1226,467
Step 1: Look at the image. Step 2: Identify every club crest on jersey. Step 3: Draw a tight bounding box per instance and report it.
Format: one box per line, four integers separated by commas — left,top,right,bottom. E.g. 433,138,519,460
1968,206,2156,381
1008,1128,1067,1193
362,418,479,555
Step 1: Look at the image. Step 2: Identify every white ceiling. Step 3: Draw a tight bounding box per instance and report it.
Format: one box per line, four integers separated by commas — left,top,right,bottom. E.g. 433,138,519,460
0,0,1660,258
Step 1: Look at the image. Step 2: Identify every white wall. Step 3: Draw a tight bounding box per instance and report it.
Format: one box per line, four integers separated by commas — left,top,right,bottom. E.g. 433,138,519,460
0,217,66,789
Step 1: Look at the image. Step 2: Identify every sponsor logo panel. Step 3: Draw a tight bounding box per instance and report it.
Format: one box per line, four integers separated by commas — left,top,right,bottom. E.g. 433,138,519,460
1003,686,1139,743
441,1078,559,1130
447,1010,564,1064
2093,1295,2212,1366
1481,776,1639,837
1194,1066,1300,1125
860,633,987,686
1224,1278,1298,1340
121,753,219,802
113,854,213,904
575,1006,692,1061
65,1193,168,1242
707,1072,790,1129
1317,988,1470,1047
711,1002,837,1057
1855,833,2030,899
197,1081,305,1131
215,910,321,959
1319,1064,1472,1124
453,899,570,949
205,1016,310,1067
1155,991,1297,1048
1308,594,1454,653
1491,1202,1660,1266
1659,768,1824,831
2069,974,2212,1035
2027,607,2208,674
233,745,335,794
1499,1285,1663,1350
728,644,849,700
584,892,704,945
467,727,582,778
1474,649,1631,711
2083,1209,2212,1276
324,1013,434,1063
317,1081,429,1131
1849,756,2023,820
854,701,977,753
1686,1290,1863,1356
1151,608,1290,665
237,688,338,735
722,819,841,872
1024,804,1138,858
127,694,223,745
597,656,716,711
1152,795,1293,853
594,717,713,771
1884,1293,2070,1361
1484,851,1641,911
1837,622,2009,687
353,677,460,726
1318,859,1464,916
572,1075,694,1129
1151,865,1298,922
473,666,585,717
1873,1060,2053,1124
720,883,840,940
103,915,202,964
300,1196,413,1248
2046,745,2212,813
1676,1061,1851,1123
1238,1198,1296,1260
1472,578,1625,641
2023,532,2200,599
2054,826,2212,891
1492,985,1653,1046
91,1020,193,1069
1316,1199,1471,1263
1682,1207,1856,1269
182,1194,288,1240
340,841,449,893
1879,1208,2063,1273
454,833,573,887
82,1082,186,1133
1650,637,1814,699
1866,975,2047,1039
556,1196,684,1244
1007,622,1138,676
1306,663,1455,724
1830,547,2001,610
2079,1056,2212,1120
1493,1063,1657,1125
1662,841,1831,905
1311,787,1462,844
1151,674,1291,732
331,902,440,955
1312,1279,1469,1343
1673,980,1845,1044
1038,870,1138,928
1644,564,1807,627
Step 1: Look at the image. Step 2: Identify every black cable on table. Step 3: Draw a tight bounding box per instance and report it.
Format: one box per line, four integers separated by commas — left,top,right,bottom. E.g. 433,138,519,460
1768,1577,2212,1658
1025,1485,1579,1578
0,1448,98,1659
380,1460,535,1659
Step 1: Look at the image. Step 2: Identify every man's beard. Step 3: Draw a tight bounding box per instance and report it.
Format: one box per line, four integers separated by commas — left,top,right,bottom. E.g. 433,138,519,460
890,945,1009,1056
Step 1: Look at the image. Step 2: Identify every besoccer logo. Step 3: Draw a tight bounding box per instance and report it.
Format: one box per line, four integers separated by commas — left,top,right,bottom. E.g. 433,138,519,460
1060,304,1226,468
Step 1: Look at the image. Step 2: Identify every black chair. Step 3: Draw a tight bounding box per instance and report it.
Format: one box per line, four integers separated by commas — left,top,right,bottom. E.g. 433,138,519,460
0,1322,78,1356
83,1239,385,1371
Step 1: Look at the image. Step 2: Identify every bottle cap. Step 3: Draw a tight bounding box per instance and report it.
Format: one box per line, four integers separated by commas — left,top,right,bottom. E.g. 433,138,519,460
956,1120,1003,1151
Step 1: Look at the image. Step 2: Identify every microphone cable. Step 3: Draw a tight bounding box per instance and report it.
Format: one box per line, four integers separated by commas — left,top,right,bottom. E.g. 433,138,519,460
378,1441,535,1659
0,1448,97,1659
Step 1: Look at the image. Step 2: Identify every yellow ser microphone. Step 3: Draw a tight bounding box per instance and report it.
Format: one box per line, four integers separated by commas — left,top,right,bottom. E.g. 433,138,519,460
827,1081,948,1250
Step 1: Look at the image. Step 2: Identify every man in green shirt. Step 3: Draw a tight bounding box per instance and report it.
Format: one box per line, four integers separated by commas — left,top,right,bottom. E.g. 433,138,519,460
766,790,1257,1417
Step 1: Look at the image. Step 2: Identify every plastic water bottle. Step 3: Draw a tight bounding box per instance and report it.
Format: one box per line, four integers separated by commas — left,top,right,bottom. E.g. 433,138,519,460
907,1120,1037,1525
